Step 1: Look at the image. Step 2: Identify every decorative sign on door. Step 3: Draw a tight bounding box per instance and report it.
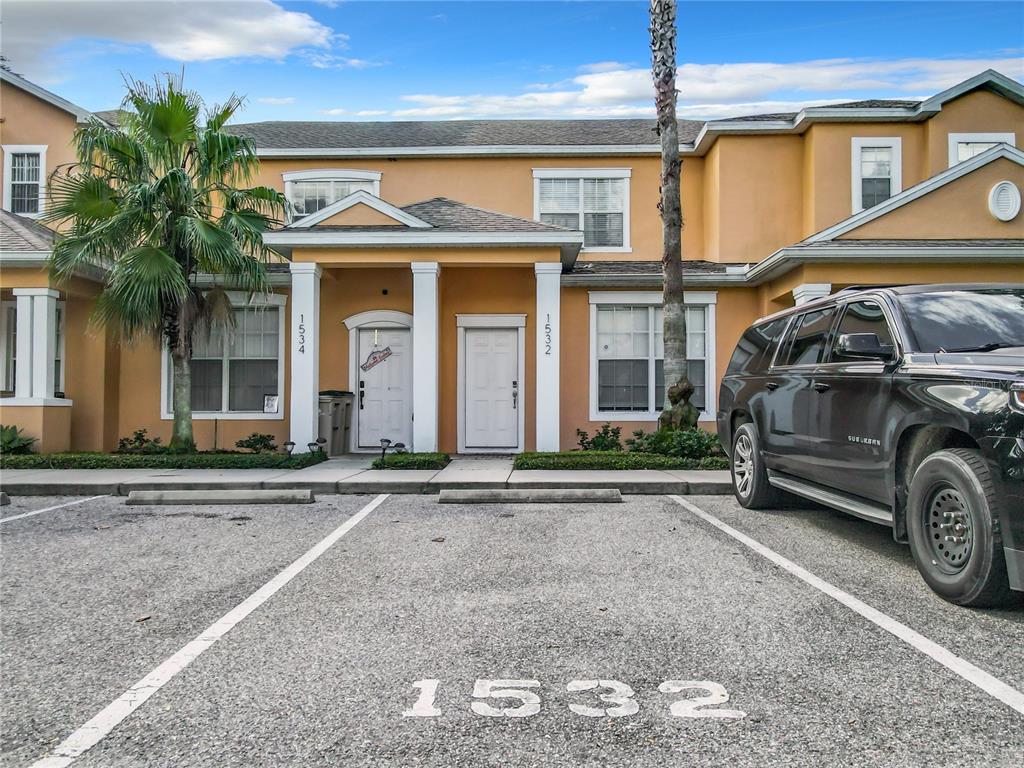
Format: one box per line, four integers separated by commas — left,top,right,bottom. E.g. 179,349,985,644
361,346,393,372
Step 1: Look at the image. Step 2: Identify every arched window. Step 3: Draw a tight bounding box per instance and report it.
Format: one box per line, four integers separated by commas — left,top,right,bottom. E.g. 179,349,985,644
282,169,383,220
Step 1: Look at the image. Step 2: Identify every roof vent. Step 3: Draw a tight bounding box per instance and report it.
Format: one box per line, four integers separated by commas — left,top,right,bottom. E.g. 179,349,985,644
988,180,1021,222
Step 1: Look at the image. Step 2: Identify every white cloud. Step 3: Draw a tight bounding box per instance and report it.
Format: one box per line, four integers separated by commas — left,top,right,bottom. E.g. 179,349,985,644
257,96,296,105
2,0,337,80
389,56,1024,120
303,52,383,70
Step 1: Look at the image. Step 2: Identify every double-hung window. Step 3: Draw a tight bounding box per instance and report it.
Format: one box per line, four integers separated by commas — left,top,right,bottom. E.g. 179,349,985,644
282,169,382,221
589,292,715,421
947,133,1016,167
534,169,630,251
3,145,47,217
162,294,286,418
851,138,901,213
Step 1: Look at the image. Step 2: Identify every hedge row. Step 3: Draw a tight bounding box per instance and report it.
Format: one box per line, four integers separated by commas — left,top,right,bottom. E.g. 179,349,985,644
0,451,329,470
372,452,450,470
513,452,729,471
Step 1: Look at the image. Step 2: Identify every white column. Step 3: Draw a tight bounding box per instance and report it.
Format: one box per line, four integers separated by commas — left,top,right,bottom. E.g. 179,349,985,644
288,263,321,451
534,263,561,452
411,262,440,453
12,288,59,399
792,282,832,306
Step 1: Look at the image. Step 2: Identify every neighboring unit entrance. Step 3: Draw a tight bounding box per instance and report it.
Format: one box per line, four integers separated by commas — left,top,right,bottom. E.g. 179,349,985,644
357,327,412,449
463,326,521,450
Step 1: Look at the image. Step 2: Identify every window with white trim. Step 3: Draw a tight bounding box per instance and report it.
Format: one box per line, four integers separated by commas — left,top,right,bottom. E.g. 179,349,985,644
3,145,47,216
282,169,382,221
0,300,64,395
851,138,901,213
534,169,630,250
589,292,715,421
163,297,285,417
947,133,1016,167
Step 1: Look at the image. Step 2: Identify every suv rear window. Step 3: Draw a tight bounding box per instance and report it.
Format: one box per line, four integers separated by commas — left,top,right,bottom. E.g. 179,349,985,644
726,317,789,375
898,288,1024,353
778,307,837,367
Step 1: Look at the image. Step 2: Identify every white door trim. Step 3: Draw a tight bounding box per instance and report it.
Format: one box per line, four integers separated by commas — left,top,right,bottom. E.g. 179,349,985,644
345,310,413,453
457,315,526,454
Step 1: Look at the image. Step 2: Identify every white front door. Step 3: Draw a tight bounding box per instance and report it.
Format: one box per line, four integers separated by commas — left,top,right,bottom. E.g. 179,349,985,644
464,328,519,449
357,328,412,449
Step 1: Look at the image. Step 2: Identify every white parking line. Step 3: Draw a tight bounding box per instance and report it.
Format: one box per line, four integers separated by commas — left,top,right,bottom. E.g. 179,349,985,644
0,496,107,525
29,493,390,768
669,495,1024,718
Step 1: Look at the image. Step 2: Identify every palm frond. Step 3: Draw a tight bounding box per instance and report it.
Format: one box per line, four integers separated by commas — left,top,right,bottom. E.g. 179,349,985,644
92,245,190,340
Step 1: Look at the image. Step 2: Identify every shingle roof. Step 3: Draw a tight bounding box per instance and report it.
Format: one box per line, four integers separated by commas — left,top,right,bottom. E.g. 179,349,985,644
828,98,921,109
568,260,735,275
796,238,1024,248
298,197,575,233
0,210,55,253
93,109,125,126
227,119,705,149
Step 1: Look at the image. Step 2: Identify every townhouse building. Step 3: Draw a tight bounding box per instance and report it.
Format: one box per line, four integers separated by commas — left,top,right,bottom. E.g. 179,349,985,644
1,68,1022,454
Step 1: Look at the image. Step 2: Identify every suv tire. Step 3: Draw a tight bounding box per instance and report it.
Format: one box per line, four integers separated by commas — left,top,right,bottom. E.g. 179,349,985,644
730,423,781,509
907,449,1013,607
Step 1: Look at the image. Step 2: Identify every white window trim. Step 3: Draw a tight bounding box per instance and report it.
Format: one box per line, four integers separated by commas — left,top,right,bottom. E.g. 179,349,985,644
2,144,47,218
947,132,1016,167
533,168,631,253
456,315,527,454
0,300,16,392
0,298,64,393
282,169,382,221
160,292,287,420
587,291,717,423
851,137,901,214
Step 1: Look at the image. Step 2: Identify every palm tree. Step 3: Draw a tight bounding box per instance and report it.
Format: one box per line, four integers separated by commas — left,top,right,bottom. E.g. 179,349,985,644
650,0,695,430
45,74,285,451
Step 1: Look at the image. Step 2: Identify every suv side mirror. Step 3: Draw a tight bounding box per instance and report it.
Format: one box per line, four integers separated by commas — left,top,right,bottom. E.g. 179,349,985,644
836,333,893,360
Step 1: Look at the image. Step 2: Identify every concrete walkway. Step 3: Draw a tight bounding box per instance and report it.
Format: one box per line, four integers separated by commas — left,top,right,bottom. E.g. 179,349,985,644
0,456,731,496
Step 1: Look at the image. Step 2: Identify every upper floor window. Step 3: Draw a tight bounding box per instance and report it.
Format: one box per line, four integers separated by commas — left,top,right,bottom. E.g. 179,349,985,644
947,133,1015,167
851,138,901,213
534,169,631,251
2,145,47,217
282,169,382,221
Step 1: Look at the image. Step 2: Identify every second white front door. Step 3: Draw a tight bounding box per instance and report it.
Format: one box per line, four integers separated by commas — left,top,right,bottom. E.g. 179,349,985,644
357,327,412,449
464,328,519,449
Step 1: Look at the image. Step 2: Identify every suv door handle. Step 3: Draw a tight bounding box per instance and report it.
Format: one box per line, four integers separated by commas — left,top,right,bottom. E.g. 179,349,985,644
765,381,780,391
812,382,831,392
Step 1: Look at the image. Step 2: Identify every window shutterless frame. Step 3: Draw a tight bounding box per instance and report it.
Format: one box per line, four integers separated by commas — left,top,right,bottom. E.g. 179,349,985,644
533,168,631,253
2,144,47,217
850,137,902,214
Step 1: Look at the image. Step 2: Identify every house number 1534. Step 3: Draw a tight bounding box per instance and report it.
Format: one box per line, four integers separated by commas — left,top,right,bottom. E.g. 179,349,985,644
297,313,306,354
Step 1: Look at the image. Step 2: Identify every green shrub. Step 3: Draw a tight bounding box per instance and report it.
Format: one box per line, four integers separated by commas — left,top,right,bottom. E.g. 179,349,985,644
117,428,165,454
576,423,623,451
625,428,723,460
0,425,36,455
235,432,278,453
514,451,725,471
0,451,327,470
372,452,450,470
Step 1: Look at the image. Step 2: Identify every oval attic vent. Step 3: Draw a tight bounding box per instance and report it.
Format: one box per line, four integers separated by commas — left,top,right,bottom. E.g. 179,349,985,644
988,180,1021,222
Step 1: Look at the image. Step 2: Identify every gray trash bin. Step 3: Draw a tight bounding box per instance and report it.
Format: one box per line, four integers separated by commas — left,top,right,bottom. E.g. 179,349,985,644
318,391,354,455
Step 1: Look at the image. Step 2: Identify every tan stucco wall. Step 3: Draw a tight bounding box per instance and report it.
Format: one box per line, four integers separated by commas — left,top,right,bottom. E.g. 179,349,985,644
0,81,79,213
0,404,71,453
320,203,407,227
840,156,1024,239
923,90,1024,176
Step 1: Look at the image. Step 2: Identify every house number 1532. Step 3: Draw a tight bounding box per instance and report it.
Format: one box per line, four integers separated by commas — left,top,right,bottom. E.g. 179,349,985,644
544,313,552,355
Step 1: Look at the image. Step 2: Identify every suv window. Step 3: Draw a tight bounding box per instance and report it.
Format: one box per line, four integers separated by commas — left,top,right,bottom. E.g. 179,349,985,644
777,307,837,367
830,300,895,361
726,317,789,374
897,288,1024,352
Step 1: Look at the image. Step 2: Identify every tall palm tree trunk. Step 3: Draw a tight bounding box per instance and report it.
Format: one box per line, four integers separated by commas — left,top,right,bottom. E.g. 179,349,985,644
651,0,691,426
169,306,196,452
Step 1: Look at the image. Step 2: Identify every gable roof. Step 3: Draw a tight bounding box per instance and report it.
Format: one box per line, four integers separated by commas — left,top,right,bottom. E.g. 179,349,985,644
0,70,93,123
0,209,55,253
806,142,1024,242
289,190,432,229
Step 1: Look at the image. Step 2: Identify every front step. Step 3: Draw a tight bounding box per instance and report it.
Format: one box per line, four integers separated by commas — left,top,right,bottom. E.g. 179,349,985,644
439,488,622,504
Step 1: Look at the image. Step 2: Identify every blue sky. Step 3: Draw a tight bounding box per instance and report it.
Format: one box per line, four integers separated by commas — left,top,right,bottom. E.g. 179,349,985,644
4,1,1023,122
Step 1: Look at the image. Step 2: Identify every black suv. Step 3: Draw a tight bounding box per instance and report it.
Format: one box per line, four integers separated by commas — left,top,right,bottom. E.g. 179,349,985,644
718,284,1024,607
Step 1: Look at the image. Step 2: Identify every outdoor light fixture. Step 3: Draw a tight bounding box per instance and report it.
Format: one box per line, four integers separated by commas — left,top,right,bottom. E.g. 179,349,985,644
379,438,392,461
307,442,318,453
316,437,327,454
284,441,295,456
393,442,407,454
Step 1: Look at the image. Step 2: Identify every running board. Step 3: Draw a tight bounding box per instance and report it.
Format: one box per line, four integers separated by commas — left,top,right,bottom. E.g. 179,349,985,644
767,472,893,526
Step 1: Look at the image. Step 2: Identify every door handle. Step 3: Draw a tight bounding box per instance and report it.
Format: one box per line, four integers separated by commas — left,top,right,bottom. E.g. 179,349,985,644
765,381,780,391
512,380,519,409
359,381,365,409
812,382,831,393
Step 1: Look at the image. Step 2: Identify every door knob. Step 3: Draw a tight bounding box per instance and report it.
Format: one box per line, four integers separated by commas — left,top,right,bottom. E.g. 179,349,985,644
512,380,519,409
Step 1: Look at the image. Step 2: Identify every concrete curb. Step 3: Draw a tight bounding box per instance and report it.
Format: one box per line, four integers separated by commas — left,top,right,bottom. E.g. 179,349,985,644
440,488,622,503
126,489,315,506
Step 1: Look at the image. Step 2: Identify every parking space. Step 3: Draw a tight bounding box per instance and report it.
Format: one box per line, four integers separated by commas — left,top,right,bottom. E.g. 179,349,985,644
2,494,1022,767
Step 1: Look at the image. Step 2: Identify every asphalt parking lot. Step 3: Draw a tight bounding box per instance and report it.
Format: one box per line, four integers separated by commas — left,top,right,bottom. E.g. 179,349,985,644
1,493,1022,767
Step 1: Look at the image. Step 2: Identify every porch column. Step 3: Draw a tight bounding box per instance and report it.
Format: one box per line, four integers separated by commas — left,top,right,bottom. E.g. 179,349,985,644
12,288,58,399
792,282,832,306
411,262,440,452
289,263,321,451
534,263,561,452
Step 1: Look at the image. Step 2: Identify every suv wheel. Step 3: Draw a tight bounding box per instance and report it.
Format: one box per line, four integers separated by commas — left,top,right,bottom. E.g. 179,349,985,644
731,423,780,509
907,449,1013,607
